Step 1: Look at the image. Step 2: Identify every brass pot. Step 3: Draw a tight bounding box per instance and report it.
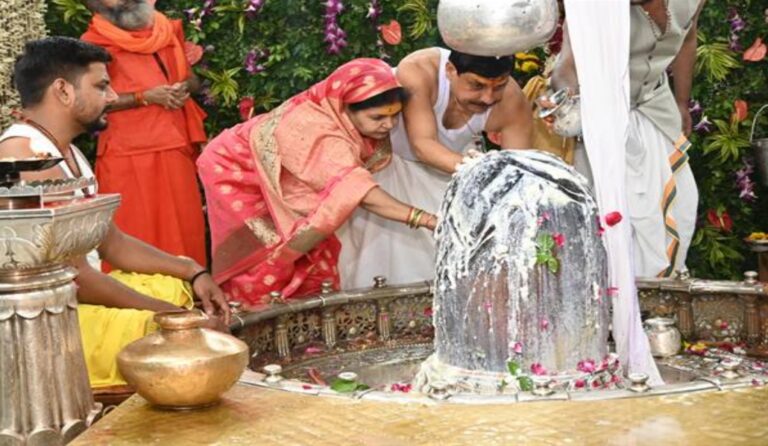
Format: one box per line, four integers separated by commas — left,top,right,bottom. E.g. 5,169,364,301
117,310,249,409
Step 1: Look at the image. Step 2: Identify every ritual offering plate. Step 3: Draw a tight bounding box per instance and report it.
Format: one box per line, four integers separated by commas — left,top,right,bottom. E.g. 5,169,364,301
0,157,63,187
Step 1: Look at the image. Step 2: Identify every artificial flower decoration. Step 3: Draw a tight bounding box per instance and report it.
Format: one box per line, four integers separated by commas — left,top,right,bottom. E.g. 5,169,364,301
694,115,713,133
706,208,733,233
735,159,758,203
552,232,566,248
514,52,541,73
604,211,623,227
380,20,402,46
184,41,204,66
324,0,347,55
732,99,749,123
238,96,255,121
743,37,767,62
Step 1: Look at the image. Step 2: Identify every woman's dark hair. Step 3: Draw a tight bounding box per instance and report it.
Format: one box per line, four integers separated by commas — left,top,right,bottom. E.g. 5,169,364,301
13,36,112,107
448,50,514,79
347,87,408,111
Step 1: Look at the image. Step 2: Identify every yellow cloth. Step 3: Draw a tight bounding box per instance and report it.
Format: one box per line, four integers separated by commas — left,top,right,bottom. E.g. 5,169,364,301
78,271,193,388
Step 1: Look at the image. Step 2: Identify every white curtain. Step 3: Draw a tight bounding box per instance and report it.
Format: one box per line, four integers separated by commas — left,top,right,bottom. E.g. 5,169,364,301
564,0,662,384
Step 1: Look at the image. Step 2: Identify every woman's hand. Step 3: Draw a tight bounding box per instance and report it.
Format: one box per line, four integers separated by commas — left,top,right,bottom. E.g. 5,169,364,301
191,272,231,325
420,213,438,231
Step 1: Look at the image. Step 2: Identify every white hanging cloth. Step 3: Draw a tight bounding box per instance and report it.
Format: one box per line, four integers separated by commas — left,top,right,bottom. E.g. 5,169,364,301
563,0,662,384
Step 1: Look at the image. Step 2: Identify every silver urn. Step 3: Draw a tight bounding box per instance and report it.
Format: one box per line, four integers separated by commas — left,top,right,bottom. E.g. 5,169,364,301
437,0,559,57
644,317,682,358
0,177,120,445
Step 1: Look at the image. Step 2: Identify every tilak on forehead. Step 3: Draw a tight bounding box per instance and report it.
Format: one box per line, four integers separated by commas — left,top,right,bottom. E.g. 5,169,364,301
374,102,403,116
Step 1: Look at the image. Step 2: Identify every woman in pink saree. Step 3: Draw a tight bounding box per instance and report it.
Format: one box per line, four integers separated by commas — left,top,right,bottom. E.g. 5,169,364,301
198,59,436,307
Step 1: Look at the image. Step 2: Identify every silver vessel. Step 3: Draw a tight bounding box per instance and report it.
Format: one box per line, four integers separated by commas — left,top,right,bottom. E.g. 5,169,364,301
437,0,559,57
0,172,120,445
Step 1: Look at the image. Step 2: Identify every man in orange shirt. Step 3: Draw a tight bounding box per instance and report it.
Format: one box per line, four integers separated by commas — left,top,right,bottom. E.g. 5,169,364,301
82,0,207,268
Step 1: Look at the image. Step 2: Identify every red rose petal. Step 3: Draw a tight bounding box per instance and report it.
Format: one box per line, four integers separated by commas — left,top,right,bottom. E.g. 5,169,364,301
604,211,622,227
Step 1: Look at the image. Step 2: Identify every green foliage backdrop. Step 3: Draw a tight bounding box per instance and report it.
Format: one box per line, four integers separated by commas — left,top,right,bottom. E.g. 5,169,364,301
46,0,767,280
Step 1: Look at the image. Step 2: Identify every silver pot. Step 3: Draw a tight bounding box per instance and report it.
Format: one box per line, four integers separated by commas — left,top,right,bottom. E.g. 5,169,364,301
437,0,559,57
644,317,682,358
750,104,768,187
538,88,582,137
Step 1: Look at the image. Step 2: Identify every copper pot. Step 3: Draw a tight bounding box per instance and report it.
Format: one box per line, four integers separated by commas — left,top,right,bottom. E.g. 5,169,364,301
117,310,249,409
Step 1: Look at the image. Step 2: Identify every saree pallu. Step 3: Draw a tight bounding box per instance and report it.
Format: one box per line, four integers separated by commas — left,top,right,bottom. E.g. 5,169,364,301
198,59,398,307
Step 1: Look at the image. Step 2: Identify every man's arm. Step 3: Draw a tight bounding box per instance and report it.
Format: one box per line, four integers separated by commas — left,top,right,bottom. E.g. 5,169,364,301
398,60,464,174
487,82,533,149
97,224,230,322
669,1,705,137
73,256,181,312
549,23,579,94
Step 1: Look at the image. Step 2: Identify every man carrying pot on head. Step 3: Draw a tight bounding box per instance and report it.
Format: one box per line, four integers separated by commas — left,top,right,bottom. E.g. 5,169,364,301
339,48,533,288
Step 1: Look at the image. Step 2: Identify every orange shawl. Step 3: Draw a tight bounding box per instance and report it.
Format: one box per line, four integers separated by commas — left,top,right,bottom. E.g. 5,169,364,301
84,12,206,144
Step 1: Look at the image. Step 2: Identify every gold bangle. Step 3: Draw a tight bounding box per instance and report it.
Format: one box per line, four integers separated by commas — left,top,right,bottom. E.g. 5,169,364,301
410,209,425,229
405,207,414,227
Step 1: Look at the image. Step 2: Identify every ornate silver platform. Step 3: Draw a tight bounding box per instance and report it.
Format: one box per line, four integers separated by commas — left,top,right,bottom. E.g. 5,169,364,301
232,274,768,404
0,178,120,445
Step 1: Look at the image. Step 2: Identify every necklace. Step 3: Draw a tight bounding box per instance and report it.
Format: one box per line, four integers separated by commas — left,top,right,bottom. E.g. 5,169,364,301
14,114,83,179
638,0,671,40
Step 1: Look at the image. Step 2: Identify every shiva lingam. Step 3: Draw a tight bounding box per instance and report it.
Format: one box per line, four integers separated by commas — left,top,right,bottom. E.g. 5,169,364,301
0,158,120,445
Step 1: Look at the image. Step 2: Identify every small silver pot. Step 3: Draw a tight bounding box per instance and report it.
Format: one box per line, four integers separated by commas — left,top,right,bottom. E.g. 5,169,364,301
644,317,682,358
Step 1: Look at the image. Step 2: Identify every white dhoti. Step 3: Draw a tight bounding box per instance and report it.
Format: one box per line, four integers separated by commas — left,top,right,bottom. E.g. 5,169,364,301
574,111,699,278
338,154,445,289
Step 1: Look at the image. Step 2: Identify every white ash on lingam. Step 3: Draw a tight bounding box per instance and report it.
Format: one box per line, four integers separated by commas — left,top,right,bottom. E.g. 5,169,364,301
415,150,620,394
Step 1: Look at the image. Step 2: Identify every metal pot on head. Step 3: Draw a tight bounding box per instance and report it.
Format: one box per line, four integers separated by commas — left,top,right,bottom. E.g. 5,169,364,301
750,104,768,187
437,0,559,57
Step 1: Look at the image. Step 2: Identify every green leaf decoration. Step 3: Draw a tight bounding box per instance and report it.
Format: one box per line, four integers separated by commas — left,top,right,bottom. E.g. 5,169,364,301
536,233,555,250
398,0,434,39
696,33,740,82
547,257,560,274
702,119,751,164
507,360,521,376
199,67,242,106
535,233,559,274
517,376,533,392
51,0,91,25
330,378,369,393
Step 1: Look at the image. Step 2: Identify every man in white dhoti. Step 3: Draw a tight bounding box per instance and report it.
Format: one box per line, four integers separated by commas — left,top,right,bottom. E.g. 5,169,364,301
551,0,705,278
339,48,533,288
548,0,705,384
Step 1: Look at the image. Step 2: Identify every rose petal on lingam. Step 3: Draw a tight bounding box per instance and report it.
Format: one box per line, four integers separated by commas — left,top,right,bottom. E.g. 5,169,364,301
604,211,623,227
